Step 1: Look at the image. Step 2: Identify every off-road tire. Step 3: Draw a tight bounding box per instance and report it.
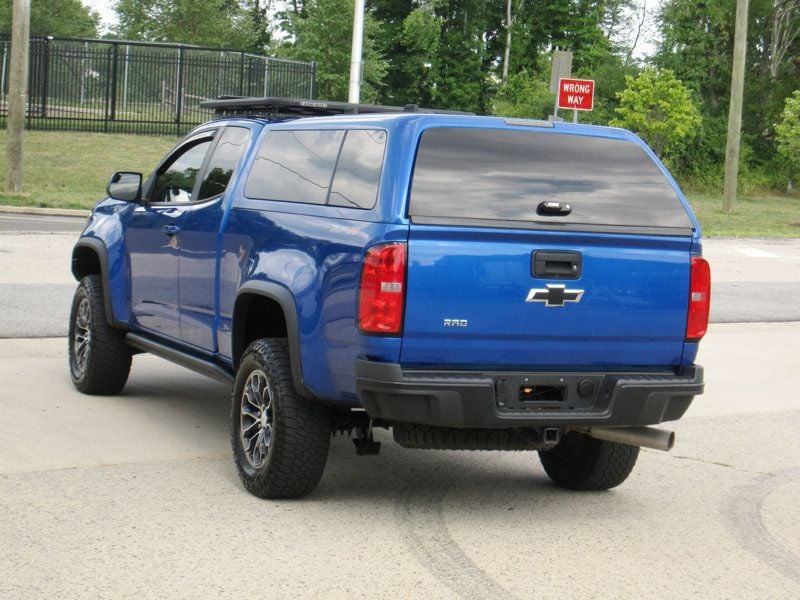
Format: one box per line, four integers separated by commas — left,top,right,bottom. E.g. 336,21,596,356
68,275,132,395
231,338,332,499
538,431,639,491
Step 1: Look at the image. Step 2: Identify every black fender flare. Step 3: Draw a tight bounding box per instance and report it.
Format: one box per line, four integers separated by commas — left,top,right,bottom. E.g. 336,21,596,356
232,281,318,401
71,238,127,329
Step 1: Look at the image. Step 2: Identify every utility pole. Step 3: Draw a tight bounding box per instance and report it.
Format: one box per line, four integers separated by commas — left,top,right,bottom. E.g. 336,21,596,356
722,0,750,214
347,0,364,104
4,0,31,195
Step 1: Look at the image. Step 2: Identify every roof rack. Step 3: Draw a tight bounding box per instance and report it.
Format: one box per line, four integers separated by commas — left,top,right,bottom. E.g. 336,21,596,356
199,96,473,119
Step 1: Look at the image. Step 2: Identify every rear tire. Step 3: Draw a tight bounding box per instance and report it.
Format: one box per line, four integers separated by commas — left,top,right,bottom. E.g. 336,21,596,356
538,431,639,491
231,338,332,499
68,275,131,395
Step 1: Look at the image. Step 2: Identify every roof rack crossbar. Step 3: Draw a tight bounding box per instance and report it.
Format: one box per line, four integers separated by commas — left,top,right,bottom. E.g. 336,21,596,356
198,96,472,119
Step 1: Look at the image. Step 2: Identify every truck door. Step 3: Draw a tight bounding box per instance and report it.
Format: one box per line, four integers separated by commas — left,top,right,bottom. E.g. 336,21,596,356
126,131,216,341
178,125,253,352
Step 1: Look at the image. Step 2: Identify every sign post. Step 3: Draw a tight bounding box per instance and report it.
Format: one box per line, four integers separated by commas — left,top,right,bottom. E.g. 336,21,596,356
549,50,572,122
557,78,595,123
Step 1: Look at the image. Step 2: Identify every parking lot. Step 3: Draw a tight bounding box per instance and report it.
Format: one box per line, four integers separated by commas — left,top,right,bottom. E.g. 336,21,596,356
1,216,799,599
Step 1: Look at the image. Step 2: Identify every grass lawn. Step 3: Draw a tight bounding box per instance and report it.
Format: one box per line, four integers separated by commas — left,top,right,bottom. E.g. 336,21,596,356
0,131,798,237
687,193,800,238
0,130,177,210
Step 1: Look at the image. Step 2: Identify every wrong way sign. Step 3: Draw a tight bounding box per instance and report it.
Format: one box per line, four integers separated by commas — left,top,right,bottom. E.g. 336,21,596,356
557,78,595,111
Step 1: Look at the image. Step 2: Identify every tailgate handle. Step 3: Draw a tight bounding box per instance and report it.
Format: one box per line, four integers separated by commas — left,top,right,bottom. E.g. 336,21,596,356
533,251,582,279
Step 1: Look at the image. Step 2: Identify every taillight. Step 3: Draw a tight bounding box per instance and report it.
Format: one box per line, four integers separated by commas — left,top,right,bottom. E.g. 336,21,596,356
686,256,711,341
358,242,407,335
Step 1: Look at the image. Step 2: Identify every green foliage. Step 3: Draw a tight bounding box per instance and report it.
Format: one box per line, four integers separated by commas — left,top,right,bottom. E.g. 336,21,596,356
492,69,553,120
575,53,637,125
775,90,800,182
0,0,99,37
278,0,387,102
424,0,495,113
656,0,733,112
434,26,487,113
396,5,440,106
113,0,265,51
656,0,800,191
611,69,701,160
669,112,727,189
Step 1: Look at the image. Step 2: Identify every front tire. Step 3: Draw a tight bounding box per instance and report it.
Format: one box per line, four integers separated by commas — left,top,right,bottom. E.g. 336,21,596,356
538,431,639,491
231,338,332,499
68,275,132,395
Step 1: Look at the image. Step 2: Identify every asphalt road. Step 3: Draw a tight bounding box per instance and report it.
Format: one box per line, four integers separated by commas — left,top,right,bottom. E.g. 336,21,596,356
1,214,799,599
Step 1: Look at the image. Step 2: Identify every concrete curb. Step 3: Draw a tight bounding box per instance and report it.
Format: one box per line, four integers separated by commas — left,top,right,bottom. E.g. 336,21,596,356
0,205,90,218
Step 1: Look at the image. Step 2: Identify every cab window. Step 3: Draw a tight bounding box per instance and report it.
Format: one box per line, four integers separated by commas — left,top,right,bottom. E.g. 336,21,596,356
198,127,252,200
152,136,214,204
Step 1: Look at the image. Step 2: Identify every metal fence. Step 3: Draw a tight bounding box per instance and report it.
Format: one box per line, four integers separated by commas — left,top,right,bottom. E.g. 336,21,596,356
0,36,317,135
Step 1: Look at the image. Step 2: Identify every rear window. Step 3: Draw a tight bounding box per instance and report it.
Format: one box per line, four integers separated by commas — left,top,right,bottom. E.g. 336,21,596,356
409,128,693,231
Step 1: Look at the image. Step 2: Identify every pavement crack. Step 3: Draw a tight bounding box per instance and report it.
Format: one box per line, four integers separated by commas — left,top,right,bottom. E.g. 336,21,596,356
644,449,775,477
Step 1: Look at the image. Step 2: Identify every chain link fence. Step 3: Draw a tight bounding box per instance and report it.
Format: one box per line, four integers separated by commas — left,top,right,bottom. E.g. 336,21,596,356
0,36,317,135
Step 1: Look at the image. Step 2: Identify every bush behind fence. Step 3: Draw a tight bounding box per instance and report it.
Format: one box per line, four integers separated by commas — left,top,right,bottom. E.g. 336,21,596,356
0,36,317,136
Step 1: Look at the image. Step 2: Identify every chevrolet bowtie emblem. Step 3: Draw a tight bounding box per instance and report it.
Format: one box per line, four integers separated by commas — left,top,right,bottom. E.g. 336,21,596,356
525,284,584,307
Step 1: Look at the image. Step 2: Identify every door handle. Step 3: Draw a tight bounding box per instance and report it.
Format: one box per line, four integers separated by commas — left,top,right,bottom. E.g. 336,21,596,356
162,224,181,236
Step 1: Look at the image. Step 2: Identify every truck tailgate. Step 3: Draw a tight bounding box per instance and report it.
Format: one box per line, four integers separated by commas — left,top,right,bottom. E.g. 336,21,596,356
400,228,691,369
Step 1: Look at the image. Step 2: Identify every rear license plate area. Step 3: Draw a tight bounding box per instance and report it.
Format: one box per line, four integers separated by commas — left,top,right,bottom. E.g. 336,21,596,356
495,375,605,412
518,384,565,402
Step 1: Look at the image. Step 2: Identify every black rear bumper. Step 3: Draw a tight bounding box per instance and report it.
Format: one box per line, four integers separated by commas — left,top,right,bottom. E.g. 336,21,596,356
355,360,703,428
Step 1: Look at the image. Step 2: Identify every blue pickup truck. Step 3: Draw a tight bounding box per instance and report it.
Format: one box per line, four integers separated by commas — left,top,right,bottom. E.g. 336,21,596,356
68,98,709,499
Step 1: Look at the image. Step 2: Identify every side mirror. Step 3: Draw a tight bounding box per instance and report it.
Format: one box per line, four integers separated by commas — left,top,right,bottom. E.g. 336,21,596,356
107,172,143,203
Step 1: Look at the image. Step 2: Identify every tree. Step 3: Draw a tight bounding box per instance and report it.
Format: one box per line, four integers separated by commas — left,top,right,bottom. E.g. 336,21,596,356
769,0,800,78
502,0,524,85
0,0,99,37
656,0,733,112
611,68,701,159
278,0,387,102
431,0,495,113
655,0,800,188
114,0,264,50
492,68,552,119
775,90,800,181
397,4,441,106
370,0,500,111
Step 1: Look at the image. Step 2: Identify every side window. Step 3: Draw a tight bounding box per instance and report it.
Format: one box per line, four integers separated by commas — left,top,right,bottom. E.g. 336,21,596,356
244,130,344,204
328,130,386,209
152,138,213,204
198,127,251,200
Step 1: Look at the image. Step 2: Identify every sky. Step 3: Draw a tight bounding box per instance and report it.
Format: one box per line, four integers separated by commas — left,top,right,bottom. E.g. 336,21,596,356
82,1,117,33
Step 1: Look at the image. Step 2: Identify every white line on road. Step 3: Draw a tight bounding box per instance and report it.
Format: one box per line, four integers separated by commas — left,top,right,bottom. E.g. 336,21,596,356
0,215,84,224
735,247,781,258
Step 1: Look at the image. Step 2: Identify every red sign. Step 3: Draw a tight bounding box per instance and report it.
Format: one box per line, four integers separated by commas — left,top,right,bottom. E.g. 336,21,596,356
557,78,595,111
